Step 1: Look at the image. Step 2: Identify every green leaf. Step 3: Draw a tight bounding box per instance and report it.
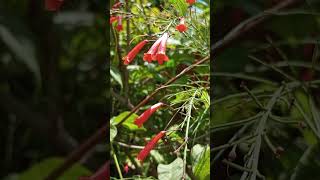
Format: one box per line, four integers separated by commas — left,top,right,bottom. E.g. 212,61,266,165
19,157,91,180
191,144,210,180
110,124,117,142
0,25,41,84
168,0,188,16
110,67,123,88
150,150,165,164
112,111,146,131
200,90,210,108
157,158,184,180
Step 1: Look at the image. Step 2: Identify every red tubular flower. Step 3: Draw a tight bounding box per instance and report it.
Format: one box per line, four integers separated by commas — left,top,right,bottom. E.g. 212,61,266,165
186,0,196,6
112,2,123,9
143,36,163,63
45,0,64,11
155,33,169,65
110,16,118,24
137,131,166,162
123,40,149,65
176,17,188,32
134,102,164,127
116,16,123,32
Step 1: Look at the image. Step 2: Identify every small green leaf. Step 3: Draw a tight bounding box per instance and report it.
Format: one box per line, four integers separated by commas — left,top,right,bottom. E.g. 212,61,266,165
200,90,210,108
113,111,146,131
110,67,123,88
110,124,117,142
157,158,184,180
191,144,210,180
150,150,165,164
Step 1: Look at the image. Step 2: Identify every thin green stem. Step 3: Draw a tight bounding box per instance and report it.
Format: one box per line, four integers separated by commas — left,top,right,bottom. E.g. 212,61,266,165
111,145,124,179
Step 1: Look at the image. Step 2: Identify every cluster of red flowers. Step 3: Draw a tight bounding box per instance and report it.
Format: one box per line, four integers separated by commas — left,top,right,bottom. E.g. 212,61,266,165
133,103,166,162
110,1,124,32
45,0,64,11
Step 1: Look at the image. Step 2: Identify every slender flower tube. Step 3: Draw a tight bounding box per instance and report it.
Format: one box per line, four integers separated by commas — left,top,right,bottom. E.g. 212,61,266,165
110,16,118,24
116,16,123,32
176,17,188,32
186,0,196,6
137,131,166,162
155,33,169,65
143,36,163,63
45,0,64,11
134,102,164,127
123,40,149,65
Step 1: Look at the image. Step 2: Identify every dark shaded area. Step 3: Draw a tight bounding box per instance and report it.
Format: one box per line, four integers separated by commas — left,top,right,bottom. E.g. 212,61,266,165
0,0,108,179
211,0,320,179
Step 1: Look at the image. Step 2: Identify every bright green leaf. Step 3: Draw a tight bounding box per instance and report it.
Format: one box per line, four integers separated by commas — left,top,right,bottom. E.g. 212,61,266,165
158,158,184,180
113,111,146,131
191,144,210,180
110,67,123,88
110,124,117,142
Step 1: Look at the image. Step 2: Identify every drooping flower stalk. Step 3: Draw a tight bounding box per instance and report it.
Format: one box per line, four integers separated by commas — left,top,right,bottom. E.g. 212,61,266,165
134,102,164,127
143,36,164,63
116,16,123,32
45,0,64,11
123,40,149,65
176,17,188,32
186,0,196,6
155,33,169,65
110,16,118,24
137,131,166,162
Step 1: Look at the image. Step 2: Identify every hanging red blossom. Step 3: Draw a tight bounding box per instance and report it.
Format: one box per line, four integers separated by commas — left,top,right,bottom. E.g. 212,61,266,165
155,33,169,65
137,131,166,162
112,2,123,9
123,40,149,65
45,0,64,11
186,0,196,6
110,16,118,24
116,16,123,32
143,36,163,63
176,17,188,32
134,102,164,127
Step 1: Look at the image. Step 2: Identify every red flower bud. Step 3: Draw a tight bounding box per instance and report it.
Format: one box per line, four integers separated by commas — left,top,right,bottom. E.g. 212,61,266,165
155,33,169,65
176,17,188,32
45,0,64,11
137,131,166,162
123,40,149,65
110,16,118,24
186,0,196,6
134,102,164,127
123,163,129,174
112,2,123,9
143,36,163,63
116,16,123,32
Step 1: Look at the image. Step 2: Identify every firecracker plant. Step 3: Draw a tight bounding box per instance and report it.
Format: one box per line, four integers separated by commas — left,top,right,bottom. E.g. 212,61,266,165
110,0,210,179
